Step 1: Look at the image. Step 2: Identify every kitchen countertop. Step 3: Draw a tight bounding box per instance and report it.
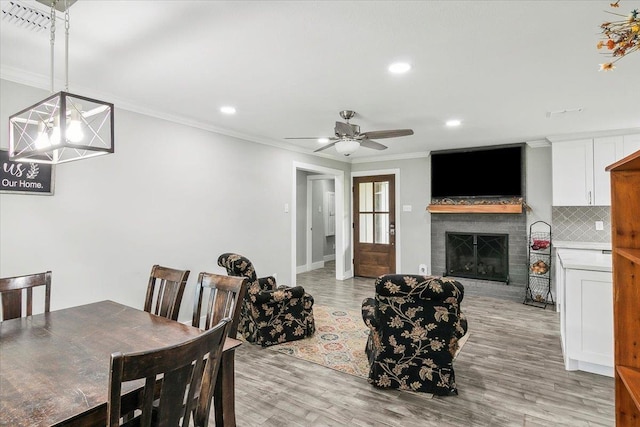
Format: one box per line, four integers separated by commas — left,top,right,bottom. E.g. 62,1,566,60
556,248,612,272
553,241,612,251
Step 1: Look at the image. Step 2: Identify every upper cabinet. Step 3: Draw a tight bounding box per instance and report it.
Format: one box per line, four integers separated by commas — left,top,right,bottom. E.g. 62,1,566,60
552,134,640,206
552,139,593,206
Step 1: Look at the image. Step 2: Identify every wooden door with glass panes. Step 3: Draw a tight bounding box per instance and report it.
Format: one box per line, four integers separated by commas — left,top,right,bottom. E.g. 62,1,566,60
353,175,396,277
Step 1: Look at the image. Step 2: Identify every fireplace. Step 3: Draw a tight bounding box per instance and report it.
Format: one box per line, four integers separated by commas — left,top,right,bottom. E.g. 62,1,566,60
446,232,509,283
430,213,527,286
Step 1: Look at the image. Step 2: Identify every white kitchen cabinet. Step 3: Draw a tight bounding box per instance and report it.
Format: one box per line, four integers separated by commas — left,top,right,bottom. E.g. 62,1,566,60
552,134,640,206
556,247,614,377
552,139,593,206
564,268,613,376
622,133,640,153
593,135,640,205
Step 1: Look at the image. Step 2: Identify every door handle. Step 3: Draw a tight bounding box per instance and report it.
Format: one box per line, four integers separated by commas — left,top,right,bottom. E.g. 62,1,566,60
389,223,395,236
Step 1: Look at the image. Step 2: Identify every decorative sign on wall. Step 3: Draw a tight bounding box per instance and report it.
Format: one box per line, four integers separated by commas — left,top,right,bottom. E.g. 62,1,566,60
0,150,54,195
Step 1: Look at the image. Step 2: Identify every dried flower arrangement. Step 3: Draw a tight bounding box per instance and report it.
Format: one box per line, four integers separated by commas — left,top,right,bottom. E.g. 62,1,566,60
597,1,640,70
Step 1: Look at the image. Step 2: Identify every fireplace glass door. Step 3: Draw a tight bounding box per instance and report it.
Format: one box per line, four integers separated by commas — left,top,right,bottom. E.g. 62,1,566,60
445,232,509,283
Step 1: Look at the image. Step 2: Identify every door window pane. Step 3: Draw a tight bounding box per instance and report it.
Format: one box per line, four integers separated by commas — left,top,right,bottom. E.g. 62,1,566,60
375,213,389,244
359,213,373,243
359,182,373,212
374,181,389,211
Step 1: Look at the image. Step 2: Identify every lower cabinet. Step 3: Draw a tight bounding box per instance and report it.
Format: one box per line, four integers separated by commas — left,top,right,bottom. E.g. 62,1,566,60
562,268,614,377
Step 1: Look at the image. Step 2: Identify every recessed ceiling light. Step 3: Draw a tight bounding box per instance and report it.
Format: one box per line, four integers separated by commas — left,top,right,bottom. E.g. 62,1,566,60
220,106,236,115
318,138,329,144
446,119,461,127
388,62,411,74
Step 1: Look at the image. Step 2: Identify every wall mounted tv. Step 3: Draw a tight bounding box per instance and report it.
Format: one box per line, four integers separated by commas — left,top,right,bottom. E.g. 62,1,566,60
431,144,524,199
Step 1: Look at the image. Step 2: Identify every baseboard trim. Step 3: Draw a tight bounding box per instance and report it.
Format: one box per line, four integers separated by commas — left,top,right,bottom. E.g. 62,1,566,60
310,260,325,270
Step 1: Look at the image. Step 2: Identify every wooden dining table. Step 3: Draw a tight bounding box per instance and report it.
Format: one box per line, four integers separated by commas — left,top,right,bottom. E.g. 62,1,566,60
0,300,241,426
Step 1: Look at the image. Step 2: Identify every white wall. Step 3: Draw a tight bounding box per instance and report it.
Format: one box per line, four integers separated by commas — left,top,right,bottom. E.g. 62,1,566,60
0,79,348,322
525,144,553,228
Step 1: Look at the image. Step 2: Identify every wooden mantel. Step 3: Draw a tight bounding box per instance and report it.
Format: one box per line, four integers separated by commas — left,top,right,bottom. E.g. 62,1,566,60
427,204,523,214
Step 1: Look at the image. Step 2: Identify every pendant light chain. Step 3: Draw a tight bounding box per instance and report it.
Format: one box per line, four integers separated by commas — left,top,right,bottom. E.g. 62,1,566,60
49,1,56,93
8,0,115,164
64,0,69,91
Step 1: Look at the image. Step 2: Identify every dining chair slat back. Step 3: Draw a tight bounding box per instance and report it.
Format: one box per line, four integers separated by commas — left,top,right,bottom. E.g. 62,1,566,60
0,271,52,321
144,265,190,321
192,273,247,337
107,317,231,427
192,272,246,427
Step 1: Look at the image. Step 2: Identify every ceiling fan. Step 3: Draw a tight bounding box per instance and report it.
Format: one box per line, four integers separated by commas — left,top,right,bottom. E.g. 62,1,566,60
285,110,414,156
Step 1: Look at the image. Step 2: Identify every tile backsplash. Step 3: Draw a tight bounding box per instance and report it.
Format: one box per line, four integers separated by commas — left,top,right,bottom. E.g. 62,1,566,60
551,206,611,242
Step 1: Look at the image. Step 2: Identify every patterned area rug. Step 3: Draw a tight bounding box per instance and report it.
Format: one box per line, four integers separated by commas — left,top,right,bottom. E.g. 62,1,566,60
268,305,371,378
268,305,469,385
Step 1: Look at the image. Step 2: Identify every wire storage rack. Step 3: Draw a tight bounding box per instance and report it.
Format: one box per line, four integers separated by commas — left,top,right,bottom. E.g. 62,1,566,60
523,221,554,308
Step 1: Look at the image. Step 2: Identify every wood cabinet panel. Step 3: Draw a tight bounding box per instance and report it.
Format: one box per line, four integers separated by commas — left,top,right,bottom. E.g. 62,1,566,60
606,149,640,425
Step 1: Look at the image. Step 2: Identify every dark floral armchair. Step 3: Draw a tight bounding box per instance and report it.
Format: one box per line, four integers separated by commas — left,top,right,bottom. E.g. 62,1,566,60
217,253,315,347
361,274,468,396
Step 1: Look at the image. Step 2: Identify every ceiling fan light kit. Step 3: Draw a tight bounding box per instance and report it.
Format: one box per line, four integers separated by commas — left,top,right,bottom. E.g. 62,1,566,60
8,0,114,164
334,138,360,156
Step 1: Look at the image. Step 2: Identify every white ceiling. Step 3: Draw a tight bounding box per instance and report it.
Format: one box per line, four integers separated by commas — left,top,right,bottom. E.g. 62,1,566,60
1,0,639,161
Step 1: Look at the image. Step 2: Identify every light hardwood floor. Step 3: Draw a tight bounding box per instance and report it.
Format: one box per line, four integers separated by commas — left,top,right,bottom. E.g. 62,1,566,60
230,264,614,426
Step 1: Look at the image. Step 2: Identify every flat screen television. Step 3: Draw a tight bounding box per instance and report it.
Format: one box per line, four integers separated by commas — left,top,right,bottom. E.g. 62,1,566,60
431,144,524,199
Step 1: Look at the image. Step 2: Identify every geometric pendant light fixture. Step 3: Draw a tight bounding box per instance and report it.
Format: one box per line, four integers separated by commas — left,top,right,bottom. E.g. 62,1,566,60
8,0,114,164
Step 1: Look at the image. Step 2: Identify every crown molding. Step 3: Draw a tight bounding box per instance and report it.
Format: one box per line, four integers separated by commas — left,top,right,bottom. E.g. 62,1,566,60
526,139,551,148
546,128,640,143
1,66,352,161
349,151,431,164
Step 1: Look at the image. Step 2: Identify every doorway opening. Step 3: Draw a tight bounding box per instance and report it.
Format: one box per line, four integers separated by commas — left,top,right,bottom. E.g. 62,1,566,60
306,175,336,273
292,162,346,286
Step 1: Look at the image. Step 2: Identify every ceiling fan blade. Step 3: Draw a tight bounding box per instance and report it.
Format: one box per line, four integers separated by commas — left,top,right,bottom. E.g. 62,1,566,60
359,139,388,151
314,141,338,153
334,121,359,137
360,129,414,139
284,137,332,140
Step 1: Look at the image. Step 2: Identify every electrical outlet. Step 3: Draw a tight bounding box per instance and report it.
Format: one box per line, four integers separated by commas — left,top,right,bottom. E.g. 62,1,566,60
595,221,604,231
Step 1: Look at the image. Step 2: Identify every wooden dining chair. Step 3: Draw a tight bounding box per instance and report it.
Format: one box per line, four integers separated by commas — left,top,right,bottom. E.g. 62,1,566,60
107,317,231,427
192,273,247,335
144,265,190,321
192,273,247,427
0,271,52,321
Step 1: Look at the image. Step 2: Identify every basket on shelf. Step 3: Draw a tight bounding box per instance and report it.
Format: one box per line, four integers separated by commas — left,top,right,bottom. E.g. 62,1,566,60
530,260,548,275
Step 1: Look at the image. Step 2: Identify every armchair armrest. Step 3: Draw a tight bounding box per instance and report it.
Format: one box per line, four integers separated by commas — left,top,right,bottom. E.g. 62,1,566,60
257,276,277,291
253,285,307,305
361,297,378,329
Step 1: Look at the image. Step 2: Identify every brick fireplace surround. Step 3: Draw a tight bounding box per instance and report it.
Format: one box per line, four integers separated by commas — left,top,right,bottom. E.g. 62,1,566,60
430,213,527,287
